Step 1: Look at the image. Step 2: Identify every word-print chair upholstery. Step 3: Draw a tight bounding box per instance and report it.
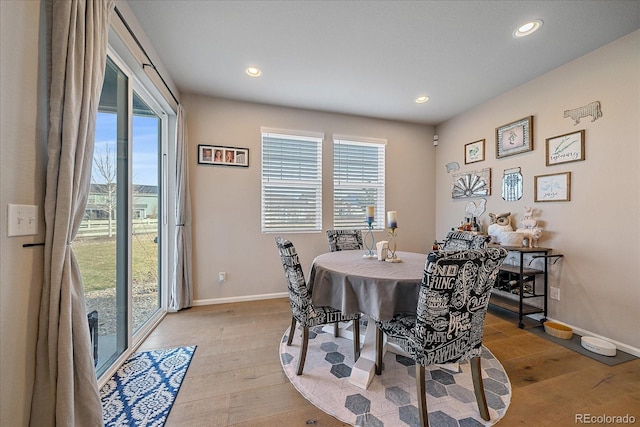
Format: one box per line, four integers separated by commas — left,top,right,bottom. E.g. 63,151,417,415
440,231,490,251
276,236,361,375
375,247,508,427
326,229,364,252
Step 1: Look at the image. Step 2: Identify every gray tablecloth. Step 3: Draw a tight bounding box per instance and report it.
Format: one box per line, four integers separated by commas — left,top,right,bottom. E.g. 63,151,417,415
309,250,427,321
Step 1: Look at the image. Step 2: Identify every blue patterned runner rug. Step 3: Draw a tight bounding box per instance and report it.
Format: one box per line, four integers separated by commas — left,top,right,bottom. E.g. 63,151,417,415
100,346,196,427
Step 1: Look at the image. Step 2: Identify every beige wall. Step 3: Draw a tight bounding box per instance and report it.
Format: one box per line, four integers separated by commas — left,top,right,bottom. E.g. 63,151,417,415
0,1,48,425
435,31,640,352
183,95,435,303
1,1,637,423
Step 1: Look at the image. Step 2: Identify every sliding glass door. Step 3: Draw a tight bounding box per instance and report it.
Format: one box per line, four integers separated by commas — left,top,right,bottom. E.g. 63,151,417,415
131,92,161,333
75,54,166,377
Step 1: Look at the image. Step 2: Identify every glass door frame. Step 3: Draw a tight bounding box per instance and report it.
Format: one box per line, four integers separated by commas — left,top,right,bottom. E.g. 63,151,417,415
129,76,169,345
95,48,171,385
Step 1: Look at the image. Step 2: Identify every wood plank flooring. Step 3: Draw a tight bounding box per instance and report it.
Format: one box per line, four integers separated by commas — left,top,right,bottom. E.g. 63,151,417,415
137,298,640,426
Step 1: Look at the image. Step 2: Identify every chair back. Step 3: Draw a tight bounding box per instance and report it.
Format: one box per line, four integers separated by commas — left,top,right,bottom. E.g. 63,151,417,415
440,231,489,251
326,229,364,252
414,247,507,365
276,236,312,323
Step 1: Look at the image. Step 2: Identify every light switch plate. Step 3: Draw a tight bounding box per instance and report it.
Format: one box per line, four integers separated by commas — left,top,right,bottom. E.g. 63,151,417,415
7,204,38,236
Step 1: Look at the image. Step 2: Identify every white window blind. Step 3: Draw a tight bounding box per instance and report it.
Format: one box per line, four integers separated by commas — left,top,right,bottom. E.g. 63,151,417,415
333,138,386,229
261,130,323,233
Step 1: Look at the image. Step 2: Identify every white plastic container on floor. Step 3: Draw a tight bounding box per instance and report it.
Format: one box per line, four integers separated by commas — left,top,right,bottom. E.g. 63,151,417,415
581,336,617,356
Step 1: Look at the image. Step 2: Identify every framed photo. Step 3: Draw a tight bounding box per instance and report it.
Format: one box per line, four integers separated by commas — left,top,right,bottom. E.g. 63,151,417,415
464,139,485,164
198,144,249,167
496,116,533,158
534,171,571,202
545,130,585,166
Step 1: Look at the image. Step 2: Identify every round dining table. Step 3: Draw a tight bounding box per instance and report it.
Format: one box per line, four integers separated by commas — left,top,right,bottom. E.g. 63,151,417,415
309,250,427,321
308,249,428,389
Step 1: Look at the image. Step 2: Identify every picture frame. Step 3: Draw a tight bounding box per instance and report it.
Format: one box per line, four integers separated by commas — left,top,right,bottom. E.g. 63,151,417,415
534,171,571,202
198,144,249,167
452,167,491,199
464,139,485,164
545,129,585,166
496,116,534,158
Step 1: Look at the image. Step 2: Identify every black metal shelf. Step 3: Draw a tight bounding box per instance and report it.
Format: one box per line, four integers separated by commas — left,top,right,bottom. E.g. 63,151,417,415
489,292,544,316
499,264,543,276
488,246,563,328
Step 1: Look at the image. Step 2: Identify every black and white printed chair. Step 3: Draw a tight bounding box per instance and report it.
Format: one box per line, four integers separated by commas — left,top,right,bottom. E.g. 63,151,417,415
440,231,490,251
276,236,360,375
326,229,364,252
326,229,365,336
375,247,507,427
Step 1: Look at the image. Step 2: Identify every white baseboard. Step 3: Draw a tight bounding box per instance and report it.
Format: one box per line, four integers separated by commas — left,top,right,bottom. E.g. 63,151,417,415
535,315,640,358
193,292,288,306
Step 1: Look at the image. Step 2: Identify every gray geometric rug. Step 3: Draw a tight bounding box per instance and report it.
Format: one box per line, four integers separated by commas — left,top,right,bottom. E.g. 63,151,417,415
280,326,511,427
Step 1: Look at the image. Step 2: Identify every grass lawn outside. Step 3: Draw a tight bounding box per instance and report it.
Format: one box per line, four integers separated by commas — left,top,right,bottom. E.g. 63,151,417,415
74,231,160,334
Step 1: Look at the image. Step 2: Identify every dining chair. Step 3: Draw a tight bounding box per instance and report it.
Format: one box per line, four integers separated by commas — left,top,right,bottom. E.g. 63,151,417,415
326,229,364,252
440,231,490,251
375,247,508,427
326,229,365,336
275,236,361,375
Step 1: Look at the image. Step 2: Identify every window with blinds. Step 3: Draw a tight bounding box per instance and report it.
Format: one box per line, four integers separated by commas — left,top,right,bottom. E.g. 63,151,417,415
261,130,323,233
333,138,386,229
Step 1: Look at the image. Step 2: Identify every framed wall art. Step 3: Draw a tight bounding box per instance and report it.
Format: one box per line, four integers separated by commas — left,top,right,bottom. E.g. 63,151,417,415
534,171,571,202
452,167,491,199
464,139,485,164
198,144,249,167
545,129,585,166
502,167,523,201
496,116,533,158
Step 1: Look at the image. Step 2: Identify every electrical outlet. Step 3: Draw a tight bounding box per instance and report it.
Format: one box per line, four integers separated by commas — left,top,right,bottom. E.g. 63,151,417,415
550,287,560,301
7,204,38,236
218,272,226,283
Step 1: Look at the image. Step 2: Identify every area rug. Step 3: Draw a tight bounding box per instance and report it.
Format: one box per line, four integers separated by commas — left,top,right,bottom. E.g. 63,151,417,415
280,327,511,427
100,345,196,427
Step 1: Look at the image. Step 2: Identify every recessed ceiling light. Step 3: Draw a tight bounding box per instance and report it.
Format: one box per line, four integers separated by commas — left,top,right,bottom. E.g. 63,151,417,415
415,96,429,104
514,20,543,38
246,66,262,77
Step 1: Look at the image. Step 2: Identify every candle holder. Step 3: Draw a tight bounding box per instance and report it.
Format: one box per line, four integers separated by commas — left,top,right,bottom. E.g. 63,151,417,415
363,218,376,258
386,227,402,262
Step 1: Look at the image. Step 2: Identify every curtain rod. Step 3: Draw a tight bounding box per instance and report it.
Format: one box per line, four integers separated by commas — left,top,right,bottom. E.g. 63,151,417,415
113,6,180,106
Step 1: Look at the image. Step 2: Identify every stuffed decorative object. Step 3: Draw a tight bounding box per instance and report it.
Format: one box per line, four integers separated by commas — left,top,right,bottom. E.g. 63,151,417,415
487,212,513,244
516,207,543,247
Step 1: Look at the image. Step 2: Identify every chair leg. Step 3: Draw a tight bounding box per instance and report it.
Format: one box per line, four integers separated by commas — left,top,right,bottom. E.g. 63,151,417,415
353,318,360,361
416,364,429,427
334,322,340,337
287,316,297,346
296,326,309,375
375,327,383,375
471,355,490,421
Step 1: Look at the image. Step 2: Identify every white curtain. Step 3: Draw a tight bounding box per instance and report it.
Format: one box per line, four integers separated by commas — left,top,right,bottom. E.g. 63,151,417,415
31,0,113,425
169,105,193,311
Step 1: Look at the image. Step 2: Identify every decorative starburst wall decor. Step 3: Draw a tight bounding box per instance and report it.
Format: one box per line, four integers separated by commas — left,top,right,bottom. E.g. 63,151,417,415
451,168,491,199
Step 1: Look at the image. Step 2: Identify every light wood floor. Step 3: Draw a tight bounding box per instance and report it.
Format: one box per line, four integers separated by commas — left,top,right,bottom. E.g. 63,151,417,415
137,298,640,426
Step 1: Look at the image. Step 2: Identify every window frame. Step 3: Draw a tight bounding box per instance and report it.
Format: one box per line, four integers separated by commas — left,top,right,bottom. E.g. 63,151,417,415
333,136,386,230
261,128,324,233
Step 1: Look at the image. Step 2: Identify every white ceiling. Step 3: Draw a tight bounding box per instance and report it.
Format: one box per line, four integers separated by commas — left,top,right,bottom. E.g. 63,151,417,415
126,0,640,125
